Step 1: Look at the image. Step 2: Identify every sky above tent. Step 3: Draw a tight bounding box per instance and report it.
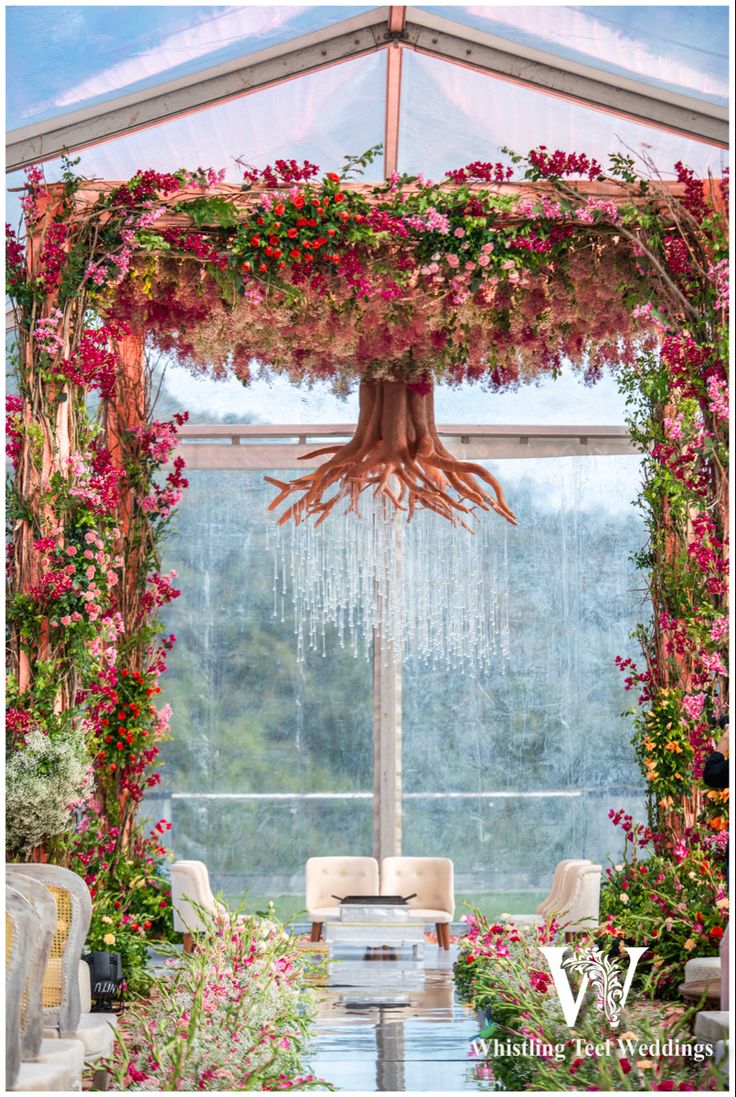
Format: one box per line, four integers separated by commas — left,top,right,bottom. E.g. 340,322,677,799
6,3,729,191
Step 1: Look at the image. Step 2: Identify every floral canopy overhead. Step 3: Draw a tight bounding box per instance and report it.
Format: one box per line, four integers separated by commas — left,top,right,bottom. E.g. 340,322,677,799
8,149,726,529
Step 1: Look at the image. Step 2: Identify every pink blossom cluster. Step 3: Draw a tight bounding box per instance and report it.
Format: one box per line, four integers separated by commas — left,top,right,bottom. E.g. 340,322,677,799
5,224,26,286
67,445,123,516
402,207,451,234
243,159,320,187
108,169,184,209
708,258,729,311
33,308,65,357
445,161,513,184
706,374,729,420
20,164,45,222
39,221,68,290
61,322,130,398
5,395,23,468
528,147,602,180
688,512,728,598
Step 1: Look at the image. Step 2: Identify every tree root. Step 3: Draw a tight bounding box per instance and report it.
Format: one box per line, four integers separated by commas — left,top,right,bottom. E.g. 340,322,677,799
266,380,517,528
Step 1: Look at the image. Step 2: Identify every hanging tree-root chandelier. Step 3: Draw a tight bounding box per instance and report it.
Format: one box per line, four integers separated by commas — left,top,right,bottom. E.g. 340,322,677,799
266,379,517,528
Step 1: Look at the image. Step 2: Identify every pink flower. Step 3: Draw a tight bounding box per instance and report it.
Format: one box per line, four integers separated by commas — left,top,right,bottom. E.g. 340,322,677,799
682,693,706,720
446,254,459,269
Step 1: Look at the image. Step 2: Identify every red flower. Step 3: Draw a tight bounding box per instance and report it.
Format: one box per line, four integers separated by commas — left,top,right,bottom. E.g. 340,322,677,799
334,193,345,204
250,235,260,246
619,1059,632,1075
292,196,305,210
326,172,341,183
287,227,298,238
709,925,724,941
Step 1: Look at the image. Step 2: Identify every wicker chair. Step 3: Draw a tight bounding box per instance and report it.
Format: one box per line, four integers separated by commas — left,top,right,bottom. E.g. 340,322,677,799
7,872,86,1090
7,865,117,1068
6,885,72,1092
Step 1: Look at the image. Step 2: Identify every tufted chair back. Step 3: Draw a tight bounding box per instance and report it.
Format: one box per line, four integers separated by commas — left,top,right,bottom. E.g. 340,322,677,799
7,864,91,1036
305,857,379,911
5,872,58,1061
536,859,592,918
380,857,454,917
561,864,602,932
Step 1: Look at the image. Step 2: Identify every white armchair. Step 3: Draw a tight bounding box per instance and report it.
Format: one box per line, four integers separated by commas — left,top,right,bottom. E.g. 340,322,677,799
305,856,379,942
380,857,454,949
561,864,602,933
536,859,592,919
170,861,225,951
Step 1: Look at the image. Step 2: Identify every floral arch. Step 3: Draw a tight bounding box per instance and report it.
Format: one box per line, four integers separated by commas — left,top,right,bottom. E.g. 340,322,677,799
5,149,728,990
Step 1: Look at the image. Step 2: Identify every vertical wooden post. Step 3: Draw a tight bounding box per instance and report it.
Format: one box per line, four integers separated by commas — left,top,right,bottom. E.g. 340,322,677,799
106,327,147,630
16,193,69,698
373,513,402,863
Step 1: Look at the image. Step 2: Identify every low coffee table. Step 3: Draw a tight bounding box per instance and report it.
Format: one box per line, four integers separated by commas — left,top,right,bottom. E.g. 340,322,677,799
325,902,426,959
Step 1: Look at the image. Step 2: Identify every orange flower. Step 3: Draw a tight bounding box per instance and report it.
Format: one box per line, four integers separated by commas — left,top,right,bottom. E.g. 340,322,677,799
665,740,683,753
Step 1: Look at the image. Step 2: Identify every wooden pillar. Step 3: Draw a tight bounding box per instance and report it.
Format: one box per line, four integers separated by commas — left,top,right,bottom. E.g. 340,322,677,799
373,512,402,863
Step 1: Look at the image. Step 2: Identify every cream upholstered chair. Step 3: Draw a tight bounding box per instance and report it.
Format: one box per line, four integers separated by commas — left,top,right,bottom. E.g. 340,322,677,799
560,863,602,933
380,857,455,949
6,872,85,1091
8,864,117,1071
305,856,380,942
170,860,226,951
512,859,593,926
536,860,592,919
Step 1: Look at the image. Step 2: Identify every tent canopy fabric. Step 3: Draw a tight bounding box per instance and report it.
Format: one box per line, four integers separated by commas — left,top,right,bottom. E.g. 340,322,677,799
6,4,729,184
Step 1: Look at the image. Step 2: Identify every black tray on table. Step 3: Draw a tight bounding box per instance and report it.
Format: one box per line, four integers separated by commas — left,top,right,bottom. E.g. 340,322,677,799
331,894,416,905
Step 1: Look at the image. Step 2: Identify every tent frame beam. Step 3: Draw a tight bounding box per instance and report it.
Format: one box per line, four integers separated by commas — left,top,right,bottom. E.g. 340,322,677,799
403,8,727,149
6,5,727,173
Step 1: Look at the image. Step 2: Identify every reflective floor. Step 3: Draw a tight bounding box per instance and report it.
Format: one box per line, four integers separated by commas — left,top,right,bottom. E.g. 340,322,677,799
309,945,485,1091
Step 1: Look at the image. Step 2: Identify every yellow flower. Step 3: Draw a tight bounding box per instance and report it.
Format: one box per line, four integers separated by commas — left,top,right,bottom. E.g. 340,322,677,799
684,938,696,951
637,1060,654,1070
659,796,675,809
101,915,113,925
103,933,116,946
673,772,683,780
664,740,683,753
716,897,730,912
620,893,629,904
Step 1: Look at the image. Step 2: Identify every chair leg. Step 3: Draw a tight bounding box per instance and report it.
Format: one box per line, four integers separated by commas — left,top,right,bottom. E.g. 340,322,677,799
437,923,450,950
91,1067,110,1091
183,932,194,954
310,922,323,943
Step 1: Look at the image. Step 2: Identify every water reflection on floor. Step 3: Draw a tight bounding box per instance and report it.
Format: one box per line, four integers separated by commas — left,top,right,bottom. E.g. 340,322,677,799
309,945,483,1091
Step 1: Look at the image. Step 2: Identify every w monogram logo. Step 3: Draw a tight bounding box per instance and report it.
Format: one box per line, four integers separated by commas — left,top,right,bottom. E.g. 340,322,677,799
539,945,647,1028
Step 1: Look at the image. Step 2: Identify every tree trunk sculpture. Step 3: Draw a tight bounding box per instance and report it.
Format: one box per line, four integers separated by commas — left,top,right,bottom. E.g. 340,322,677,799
266,380,517,528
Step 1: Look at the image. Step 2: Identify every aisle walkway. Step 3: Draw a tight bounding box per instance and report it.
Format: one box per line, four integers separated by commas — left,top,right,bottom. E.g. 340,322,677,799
309,945,484,1092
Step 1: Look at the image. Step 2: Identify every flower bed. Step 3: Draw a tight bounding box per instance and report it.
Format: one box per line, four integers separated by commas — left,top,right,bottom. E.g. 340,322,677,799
109,908,328,1091
454,909,726,1091
600,811,727,999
